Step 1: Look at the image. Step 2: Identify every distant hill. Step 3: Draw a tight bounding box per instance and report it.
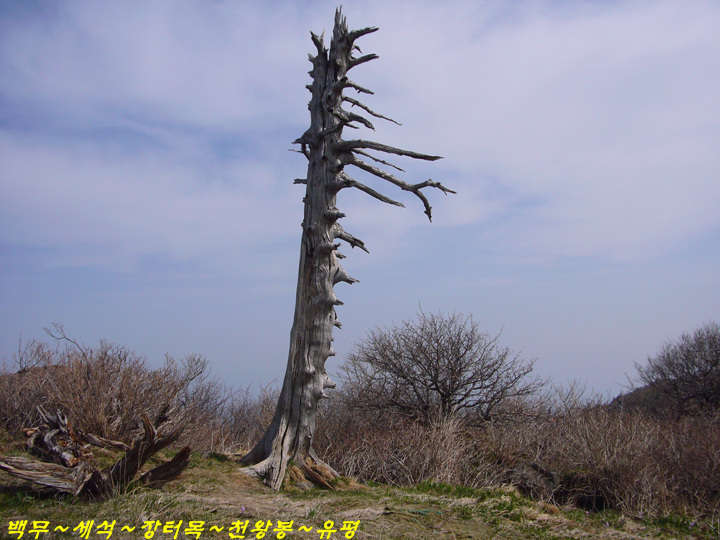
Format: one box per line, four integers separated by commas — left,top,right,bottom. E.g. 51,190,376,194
609,383,674,416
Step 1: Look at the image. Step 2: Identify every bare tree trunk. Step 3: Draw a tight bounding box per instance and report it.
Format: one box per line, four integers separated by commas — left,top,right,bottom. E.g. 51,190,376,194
240,9,454,491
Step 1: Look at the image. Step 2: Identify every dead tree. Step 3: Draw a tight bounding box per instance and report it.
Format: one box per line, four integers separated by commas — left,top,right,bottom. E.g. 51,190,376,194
0,406,189,497
239,9,454,490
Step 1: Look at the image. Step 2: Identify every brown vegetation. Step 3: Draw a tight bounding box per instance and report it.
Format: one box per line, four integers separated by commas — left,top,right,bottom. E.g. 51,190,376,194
314,402,719,537
635,321,720,416
311,384,720,517
1,326,718,519
340,310,545,425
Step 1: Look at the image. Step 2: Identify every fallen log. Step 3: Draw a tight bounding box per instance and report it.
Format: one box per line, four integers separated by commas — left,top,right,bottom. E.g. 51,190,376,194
0,407,190,498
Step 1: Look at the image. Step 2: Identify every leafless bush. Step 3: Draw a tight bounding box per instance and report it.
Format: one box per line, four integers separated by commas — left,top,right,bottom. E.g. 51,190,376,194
0,340,58,431
340,310,545,425
315,397,480,486
474,384,720,516
1,327,221,446
635,321,720,416
4,326,718,518
0,327,286,456
314,381,720,517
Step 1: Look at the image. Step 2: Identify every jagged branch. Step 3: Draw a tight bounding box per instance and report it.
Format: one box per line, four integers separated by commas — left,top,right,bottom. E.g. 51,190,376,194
333,266,359,285
339,139,441,161
310,31,326,55
348,157,455,221
336,171,405,208
329,77,375,100
104,414,185,490
333,108,375,130
349,53,379,69
354,149,405,172
345,79,374,95
343,96,401,126
348,26,379,43
334,224,369,253
290,142,310,160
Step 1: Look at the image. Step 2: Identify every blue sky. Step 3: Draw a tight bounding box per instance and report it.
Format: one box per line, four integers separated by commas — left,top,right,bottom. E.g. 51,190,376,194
1,0,718,395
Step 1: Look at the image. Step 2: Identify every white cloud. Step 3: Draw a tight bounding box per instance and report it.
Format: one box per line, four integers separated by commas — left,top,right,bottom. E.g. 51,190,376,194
0,132,301,274
350,0,720,261
2,0,719,271
0,1,314,130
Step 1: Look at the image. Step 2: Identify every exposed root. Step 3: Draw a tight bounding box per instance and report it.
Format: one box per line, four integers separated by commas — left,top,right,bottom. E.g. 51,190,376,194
239,451,341,491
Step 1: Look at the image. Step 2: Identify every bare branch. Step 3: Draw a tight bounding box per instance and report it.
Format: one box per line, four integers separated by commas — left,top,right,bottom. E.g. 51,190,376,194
349,53,379,69
348,26,379,43
336,172,405,208
334,224,369,253
45,323,87,357
334,108,375,130
345,79,374,95
333,266,359,285
343,96,401,126
348,157,455,221
289,140,310,160
310,31,325,54
339,139,442,161
354,149,405,172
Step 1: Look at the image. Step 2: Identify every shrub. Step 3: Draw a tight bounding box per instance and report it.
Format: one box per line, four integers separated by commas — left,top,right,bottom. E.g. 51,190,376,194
339,310,545,425
316,382,720,517
1,327,226,449
635,321,720,416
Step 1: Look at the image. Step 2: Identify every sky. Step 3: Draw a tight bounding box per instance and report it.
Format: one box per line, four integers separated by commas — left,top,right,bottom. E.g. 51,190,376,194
1,0,718,397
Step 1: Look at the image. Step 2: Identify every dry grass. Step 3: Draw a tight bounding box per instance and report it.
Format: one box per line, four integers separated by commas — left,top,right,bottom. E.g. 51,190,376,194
316,385,720,520
0,334,268,454
2,445,716,539
2,335,719,522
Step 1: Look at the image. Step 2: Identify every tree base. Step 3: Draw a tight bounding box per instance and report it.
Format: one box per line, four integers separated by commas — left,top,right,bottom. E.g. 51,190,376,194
239,451,339,491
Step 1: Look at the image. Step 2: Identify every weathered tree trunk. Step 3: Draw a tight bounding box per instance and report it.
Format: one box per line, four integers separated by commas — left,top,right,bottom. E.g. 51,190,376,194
240,9,454,490
0,407,189,497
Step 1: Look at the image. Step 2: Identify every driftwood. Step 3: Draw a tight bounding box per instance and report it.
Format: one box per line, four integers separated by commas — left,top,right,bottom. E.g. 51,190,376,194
0,407,190,497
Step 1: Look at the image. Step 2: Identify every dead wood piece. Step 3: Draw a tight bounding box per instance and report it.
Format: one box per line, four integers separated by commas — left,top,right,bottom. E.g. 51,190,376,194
0,411,190,498
300,457,335,490
75,429,130,452
0,456,94,495
139,446,191,488
25,406,88,468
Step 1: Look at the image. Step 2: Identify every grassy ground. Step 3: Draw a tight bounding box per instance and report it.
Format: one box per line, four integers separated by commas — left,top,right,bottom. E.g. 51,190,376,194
1,449,717,540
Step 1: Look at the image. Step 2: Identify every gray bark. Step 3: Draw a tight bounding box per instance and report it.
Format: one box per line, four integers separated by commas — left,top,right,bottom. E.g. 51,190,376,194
0,407,189,497
240,9,454,490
